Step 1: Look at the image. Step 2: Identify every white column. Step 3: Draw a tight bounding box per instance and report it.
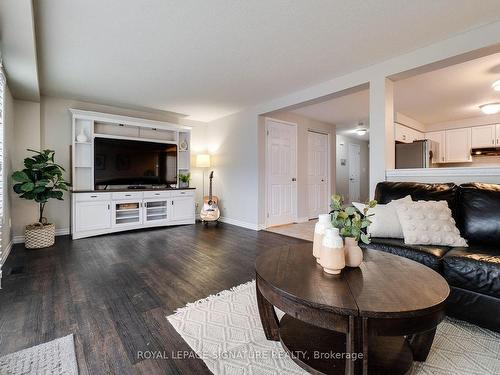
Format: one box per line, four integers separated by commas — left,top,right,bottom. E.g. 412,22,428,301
369,77,394,198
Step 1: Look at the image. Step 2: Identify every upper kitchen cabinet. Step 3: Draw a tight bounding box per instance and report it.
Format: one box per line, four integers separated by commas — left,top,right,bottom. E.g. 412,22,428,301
445,128,472,163
425,131,445,163
395,123,424,143
471,125,496,148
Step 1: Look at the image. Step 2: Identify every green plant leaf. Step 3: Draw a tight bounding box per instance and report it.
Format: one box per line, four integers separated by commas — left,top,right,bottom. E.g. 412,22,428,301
21,182,35,192
345,206,355,215
360,233,370,244
12,171,31,183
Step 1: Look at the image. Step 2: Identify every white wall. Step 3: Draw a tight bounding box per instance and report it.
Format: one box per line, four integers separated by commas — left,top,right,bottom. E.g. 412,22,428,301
336,134,369,203
263,111,336,221
10,96,207,239
2,84,15,265
10,99,41,237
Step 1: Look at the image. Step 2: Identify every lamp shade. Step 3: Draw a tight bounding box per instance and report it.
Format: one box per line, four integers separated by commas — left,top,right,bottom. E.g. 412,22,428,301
196,154,211,168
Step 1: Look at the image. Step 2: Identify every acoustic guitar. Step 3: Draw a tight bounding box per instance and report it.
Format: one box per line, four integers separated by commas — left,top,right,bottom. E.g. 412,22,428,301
200,171,220,223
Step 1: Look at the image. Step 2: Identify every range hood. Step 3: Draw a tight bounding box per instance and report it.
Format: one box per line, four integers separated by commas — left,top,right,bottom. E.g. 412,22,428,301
471,147,500,156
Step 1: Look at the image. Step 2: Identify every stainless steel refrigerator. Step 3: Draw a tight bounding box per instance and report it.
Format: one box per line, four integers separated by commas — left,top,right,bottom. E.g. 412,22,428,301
395,139,439,169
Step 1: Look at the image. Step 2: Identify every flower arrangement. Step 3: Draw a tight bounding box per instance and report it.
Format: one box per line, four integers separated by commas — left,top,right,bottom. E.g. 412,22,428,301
330,194,377,244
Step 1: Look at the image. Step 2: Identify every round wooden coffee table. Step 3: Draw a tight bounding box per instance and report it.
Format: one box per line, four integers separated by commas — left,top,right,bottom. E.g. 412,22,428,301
255,243,449,375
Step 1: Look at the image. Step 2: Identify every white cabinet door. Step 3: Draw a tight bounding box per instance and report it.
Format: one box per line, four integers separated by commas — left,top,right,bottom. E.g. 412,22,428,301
395,123,423,143
445,128,472,163
471,125,495,148
170,196,195,221
76,201,111,232
425,131,445,163
112,200,143,227
143,199,169,225
496,124,500,146
395,124,410,143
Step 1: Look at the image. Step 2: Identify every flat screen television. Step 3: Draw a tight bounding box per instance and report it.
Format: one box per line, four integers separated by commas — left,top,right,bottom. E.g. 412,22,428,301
94,138,177,187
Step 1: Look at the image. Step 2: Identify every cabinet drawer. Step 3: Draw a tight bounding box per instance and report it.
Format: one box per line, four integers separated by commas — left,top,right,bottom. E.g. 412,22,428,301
74,192,111,202
143,191,171,199
172,190,194,197
111,191,144,200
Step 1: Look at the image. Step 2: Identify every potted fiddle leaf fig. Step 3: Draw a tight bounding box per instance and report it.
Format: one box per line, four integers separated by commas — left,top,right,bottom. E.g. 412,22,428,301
12,149,70,249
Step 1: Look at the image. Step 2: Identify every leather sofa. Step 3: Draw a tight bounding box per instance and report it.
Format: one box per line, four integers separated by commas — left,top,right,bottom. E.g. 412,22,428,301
359,181,500,332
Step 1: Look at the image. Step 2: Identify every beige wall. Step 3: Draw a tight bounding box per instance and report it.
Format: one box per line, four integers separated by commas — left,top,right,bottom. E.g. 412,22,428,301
11,100,41,237
2,84,15,258
262,111,336,221
336,134,369,203
10,96,207,238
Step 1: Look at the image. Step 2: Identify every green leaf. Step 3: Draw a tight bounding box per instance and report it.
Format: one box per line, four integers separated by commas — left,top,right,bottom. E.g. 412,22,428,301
360,233,370,244
345,206,355,215
21,182,35,192
12,171,30,183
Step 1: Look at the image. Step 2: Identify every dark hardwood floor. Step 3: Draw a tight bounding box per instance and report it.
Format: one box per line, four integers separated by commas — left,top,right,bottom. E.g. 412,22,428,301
0,223,307,374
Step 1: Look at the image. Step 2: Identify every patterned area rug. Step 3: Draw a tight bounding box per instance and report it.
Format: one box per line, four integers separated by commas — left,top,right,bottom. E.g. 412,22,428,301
167,281,500,375
0,334,78,375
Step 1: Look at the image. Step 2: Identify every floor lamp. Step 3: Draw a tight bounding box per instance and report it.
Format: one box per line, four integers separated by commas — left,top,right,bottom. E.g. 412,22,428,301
196,154,211,198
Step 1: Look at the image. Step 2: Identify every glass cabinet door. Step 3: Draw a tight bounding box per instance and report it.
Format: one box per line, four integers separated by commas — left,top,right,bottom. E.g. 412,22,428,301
144,199,169,224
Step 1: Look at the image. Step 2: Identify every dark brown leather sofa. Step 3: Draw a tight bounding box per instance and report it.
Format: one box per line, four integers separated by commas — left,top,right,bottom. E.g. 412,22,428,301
359,181,500,332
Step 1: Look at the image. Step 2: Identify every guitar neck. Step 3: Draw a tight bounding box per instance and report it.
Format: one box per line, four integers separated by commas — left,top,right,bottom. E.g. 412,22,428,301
209,177,213,200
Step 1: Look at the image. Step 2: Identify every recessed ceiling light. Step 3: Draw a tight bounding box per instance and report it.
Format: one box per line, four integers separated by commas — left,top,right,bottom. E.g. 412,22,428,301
356,128,367,136
479,103,500,115
492,80,500,91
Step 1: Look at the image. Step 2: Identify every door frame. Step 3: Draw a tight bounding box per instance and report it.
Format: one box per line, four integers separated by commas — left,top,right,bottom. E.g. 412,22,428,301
307,129,331,220
348,142,361,203
265,117,298,228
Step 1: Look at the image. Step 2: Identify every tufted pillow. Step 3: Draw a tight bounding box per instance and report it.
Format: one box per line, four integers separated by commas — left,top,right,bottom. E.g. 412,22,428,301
352,195,412,239
396,200,468,247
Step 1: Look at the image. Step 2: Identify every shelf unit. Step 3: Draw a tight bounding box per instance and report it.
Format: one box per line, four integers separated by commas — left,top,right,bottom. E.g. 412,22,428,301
70,109,192,190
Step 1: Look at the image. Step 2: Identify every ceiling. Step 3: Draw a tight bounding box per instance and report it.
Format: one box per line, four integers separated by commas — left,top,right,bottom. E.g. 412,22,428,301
291,52,500,136
395,52,500,124
30,0,500,122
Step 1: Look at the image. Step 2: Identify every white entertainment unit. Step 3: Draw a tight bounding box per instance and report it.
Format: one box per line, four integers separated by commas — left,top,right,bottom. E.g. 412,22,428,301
70,109,195,239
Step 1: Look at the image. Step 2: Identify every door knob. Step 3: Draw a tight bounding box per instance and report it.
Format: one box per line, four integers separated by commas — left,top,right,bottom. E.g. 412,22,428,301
292,178,297,182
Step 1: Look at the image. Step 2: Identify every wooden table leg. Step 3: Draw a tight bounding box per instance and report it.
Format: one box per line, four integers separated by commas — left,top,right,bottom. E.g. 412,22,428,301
256,277,280,341
345,316,367,375
408,327,437,362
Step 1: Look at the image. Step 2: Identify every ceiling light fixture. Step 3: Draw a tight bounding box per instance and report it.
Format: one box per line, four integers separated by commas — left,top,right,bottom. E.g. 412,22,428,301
479,103,500,115
356,128,367,136
492,80,500,91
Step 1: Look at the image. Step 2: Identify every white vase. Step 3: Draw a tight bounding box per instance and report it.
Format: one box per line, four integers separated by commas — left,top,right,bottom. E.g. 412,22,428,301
76,129,88,143
312,214,332,263
320,228,345,274
344,237,363,267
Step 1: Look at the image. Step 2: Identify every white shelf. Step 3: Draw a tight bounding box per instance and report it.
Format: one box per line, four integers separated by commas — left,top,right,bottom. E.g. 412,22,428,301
116,213,140,219
147,213,168,218
116,208,140,212
75,141,92,145
75,165,92,168
94,133,177,145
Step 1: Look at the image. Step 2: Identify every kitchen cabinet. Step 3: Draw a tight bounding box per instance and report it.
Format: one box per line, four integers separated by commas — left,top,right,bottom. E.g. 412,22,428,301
395,123,424,143
496,124,500,146
445,128,472,163
425,131,445,163
471,125,496,148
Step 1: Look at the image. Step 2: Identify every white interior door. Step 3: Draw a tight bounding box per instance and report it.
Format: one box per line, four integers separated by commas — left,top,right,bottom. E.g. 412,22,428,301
348,143,360,203
266,119,297,227
307,131,329,219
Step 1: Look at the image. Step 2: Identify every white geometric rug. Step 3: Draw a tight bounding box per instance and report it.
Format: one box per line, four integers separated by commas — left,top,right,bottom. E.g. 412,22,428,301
167,280,500,375
0,334,78,375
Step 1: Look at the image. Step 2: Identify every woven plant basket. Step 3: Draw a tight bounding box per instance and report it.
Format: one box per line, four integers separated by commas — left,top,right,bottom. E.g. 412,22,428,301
25,222,55,249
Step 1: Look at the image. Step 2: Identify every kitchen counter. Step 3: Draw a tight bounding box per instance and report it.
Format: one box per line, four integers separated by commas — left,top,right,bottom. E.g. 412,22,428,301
386,167,500,184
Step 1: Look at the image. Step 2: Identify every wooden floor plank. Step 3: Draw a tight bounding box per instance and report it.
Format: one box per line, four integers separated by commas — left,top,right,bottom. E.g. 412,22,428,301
0,222,308,374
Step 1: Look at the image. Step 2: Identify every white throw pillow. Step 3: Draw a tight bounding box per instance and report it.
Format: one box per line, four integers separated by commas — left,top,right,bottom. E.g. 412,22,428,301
352,195,412,239
396,200,468,247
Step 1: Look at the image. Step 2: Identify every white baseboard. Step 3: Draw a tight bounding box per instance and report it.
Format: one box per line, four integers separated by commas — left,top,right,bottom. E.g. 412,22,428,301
219,217,260,231
12,227,71,244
